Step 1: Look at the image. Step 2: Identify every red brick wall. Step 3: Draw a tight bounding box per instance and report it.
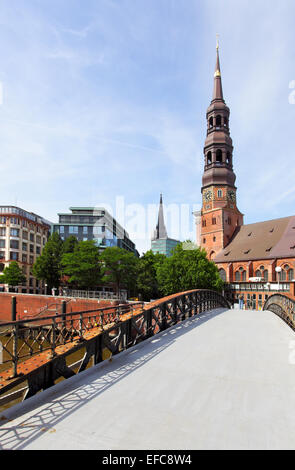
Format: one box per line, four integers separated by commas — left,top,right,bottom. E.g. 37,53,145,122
0,293,120,322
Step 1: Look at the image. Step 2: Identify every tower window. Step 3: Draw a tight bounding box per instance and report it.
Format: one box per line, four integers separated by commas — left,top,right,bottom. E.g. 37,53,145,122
202,220,206,227
216,149,222,164
203,238,206,243
216,115,222,129
224,117,228,127
207,151,212,165
217,189,223,198
212,217,216,225
213,236,216,242
226,151,231,165
209,116,213,128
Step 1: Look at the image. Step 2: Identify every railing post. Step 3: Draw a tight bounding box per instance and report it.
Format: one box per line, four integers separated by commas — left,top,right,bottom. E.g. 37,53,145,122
11,296,17,322
62,300,67,321
51,318,57,358
11,323,19,378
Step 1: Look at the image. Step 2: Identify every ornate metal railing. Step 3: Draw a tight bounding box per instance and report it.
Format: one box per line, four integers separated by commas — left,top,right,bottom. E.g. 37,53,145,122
263,294,295,331
0,289,229,406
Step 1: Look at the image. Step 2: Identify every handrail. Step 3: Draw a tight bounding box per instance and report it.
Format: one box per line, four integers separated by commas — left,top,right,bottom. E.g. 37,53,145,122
0,290,228,400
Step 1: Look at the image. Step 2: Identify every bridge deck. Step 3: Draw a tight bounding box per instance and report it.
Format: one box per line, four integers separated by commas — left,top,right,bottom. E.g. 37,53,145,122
1,307,295,450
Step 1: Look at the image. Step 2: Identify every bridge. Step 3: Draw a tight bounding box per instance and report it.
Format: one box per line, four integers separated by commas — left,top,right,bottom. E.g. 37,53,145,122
0,290,295,450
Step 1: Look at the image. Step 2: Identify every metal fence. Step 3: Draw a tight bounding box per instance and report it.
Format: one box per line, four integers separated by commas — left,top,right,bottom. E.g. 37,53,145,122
0,289,229,405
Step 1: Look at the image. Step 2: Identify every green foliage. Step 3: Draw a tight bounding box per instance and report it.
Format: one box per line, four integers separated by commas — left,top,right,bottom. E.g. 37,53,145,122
32,232,63,290
156,241,224,296
100,246,139,296
137,250,166,301
2,261,26,286
63,235,79,254
62,240,102,289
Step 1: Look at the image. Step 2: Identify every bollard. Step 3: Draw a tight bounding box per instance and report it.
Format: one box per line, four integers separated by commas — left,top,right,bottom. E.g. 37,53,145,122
11,296,17,322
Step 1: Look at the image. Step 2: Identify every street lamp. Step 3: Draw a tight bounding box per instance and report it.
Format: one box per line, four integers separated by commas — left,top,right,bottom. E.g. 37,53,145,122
275,266,282,291
45,283,48,296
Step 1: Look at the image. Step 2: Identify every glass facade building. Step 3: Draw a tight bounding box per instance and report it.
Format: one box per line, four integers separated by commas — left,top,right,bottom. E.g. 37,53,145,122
151,238,180,257
151,195,180,257
53,207,138,255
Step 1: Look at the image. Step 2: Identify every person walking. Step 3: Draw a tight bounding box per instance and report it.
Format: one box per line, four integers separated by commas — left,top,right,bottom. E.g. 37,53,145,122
238,295,244,310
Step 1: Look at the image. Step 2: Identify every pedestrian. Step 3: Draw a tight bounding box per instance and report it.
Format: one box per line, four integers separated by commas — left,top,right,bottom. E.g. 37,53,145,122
239,295,244,309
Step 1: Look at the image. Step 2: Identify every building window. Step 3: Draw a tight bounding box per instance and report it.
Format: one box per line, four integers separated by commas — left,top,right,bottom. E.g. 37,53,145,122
203,238,206,244
217,189,223,198
0,239,5,248
10,240,19,249
22,230,28,240
216,149,222,163
83,226,88,234
202,220,206,227
212,217,216,225
22,242,27,251
69,226,78,234
10,252,19,261
30,244,34,253
36,246,41,255
219,268,226,281
30,233,34,242
216,115,222,129
0,251,5,260
60,226,64,234
22,254,27,263
10,228,19,237
0,227,6,236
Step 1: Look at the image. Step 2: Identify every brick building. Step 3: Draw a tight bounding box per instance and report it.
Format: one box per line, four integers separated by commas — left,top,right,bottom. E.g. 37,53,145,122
196,44,295,309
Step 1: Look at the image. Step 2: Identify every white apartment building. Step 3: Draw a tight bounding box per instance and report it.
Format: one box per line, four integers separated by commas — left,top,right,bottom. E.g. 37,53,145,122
0,206,51,294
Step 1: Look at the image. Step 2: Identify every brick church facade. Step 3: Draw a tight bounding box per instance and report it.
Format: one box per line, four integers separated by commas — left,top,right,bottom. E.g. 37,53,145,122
197,44,295,308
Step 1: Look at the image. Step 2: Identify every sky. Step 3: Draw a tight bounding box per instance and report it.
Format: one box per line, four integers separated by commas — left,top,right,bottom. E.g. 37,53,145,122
0,0,294,254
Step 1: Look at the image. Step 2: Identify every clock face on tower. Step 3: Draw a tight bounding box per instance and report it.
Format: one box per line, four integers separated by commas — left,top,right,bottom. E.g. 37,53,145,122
203,190,212,202
227,190,236,202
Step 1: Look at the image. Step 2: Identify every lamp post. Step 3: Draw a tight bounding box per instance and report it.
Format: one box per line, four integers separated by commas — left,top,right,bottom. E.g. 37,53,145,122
275,266,282,291
45,283,48,296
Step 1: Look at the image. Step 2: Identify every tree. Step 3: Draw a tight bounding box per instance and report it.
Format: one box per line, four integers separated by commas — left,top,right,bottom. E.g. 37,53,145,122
100,246,139,297
62,240,103,290
137,250,166,301
156,241,224,296
63,235,79,254
2,261,26,287
32,232,63,290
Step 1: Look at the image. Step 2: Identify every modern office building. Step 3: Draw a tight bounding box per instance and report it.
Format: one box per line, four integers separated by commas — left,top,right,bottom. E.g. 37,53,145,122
52,207,138,255
0,206,51,293
151,195,180,257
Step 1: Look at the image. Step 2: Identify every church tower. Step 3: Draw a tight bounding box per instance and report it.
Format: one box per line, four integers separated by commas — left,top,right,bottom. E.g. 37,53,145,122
200,41,243,260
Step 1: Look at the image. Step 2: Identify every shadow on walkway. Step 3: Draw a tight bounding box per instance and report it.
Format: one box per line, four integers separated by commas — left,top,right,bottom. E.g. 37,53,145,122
0,307,228,449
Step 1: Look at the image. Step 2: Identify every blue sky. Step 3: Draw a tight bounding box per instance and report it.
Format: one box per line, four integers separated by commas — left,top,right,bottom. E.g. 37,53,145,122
0,0,294,254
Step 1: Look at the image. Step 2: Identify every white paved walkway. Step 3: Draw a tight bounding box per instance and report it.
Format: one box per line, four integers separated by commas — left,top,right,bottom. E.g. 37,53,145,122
1,308,295,450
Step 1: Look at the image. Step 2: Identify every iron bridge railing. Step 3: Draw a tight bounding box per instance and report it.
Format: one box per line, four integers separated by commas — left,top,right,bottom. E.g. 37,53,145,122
263,294,295,331
0,289,229,404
